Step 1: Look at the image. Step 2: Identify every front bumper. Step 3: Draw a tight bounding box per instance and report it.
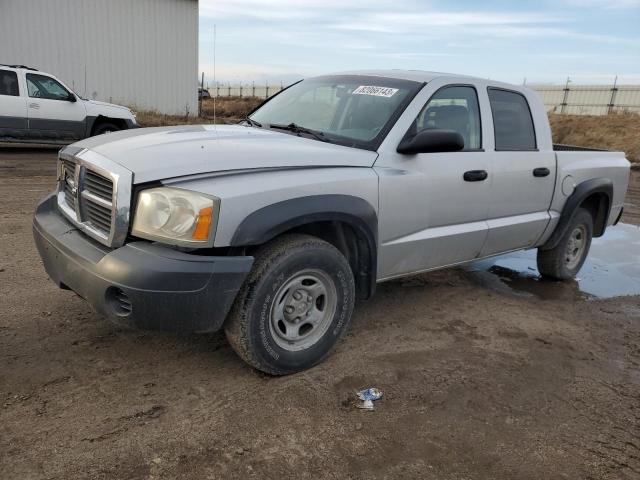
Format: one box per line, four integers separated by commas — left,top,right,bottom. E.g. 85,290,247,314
33,195,253,333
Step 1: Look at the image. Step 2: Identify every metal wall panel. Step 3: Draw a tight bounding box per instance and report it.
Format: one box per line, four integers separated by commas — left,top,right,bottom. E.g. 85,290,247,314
0,0,198,115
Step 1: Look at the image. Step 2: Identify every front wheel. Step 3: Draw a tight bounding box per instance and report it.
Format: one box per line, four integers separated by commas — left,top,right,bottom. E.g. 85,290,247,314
225,234,355,375
537,207,594,280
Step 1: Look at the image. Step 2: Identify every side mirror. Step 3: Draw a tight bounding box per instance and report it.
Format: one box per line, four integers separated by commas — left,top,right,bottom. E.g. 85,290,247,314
397,129,464,154
66,93,77,103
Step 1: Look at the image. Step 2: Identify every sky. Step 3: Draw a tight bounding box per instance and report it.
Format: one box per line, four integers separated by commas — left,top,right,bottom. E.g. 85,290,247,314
198,0,640,86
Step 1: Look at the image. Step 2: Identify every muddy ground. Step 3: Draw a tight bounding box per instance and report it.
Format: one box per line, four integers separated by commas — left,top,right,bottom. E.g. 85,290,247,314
1,147,640,480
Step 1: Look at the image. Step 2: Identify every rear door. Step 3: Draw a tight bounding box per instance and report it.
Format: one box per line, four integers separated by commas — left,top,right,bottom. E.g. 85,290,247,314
25,73,86,141
0,69,28,140
479,87,556,257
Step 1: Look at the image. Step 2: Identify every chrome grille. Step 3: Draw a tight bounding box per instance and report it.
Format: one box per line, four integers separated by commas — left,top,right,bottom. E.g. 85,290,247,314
56,148,132,248
86,197,113,232
83,170,114,234
85,170,114,201
62,160,77,210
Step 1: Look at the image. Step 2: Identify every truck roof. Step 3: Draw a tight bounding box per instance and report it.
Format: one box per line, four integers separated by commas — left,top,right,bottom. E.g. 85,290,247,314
325,69,533,96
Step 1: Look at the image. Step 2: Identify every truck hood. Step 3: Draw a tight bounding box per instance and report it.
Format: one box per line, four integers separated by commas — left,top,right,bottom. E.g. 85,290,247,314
72,125,378,184
82,99,134,119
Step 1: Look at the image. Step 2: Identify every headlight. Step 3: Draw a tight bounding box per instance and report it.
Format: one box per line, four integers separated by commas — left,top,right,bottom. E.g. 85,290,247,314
132,187,219,247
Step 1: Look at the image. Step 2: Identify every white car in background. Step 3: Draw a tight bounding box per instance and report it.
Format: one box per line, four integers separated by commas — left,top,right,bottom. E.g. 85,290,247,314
0,64,138,144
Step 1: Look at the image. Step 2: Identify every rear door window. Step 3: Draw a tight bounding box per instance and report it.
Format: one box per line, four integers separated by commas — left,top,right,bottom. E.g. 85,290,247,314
487,88,536,151
0,70,20,96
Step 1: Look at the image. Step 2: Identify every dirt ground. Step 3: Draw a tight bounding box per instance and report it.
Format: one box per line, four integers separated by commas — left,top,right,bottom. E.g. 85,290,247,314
1,147,640,480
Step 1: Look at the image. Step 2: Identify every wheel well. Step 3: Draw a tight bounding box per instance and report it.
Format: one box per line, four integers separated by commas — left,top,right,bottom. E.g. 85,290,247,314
579,192,610,237
91,116,127,135
248,221,375,300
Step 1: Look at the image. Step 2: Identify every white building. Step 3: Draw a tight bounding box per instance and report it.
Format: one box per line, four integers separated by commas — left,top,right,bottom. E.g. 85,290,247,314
0,0,199,116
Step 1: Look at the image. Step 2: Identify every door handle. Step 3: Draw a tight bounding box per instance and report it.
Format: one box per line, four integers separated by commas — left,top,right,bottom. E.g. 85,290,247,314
533,167,550,177
463,170,488,182
28,103,40,109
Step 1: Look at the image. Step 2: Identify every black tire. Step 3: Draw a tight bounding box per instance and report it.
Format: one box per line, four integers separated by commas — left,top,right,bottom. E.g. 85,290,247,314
537,207,594,280
224,234,355,375
93,122,120,136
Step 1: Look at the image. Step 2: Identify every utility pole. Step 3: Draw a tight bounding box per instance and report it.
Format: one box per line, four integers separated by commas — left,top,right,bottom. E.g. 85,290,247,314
213,24,217,124
199,71,204,117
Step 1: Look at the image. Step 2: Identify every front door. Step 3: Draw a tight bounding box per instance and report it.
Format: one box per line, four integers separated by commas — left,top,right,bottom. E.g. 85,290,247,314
0,69,28,140
25,73,86,142
376,84,491,279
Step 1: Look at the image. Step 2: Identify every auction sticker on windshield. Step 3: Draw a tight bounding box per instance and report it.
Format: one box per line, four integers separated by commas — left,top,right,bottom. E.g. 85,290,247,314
352,86,399,97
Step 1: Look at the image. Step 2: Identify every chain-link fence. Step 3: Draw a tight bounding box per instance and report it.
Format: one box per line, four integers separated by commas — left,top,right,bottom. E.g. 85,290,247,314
208,82,286,99
530,83,640,115
200,80,640,116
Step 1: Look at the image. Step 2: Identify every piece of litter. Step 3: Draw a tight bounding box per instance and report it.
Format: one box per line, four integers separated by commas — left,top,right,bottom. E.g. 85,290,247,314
356,388,383,411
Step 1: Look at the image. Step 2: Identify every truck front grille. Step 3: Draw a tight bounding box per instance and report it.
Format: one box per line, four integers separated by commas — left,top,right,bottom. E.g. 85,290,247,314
56,148,132,247
62,159,77,210
86,197,113,232
85,170,114,201
83,170,114,235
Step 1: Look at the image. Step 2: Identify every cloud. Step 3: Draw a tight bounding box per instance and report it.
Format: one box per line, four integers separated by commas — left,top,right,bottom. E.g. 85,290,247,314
560,0,640,9
327,11,638,47
200,0,398,21
199,62,307,82
376,52,457,59
198,0,640,84
330,12,557,34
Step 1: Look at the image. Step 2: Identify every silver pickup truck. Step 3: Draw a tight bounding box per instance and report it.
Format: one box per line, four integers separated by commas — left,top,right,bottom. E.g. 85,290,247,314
33,70,630,374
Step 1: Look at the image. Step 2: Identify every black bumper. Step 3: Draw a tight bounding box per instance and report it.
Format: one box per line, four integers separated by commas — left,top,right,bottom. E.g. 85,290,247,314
33,195,253,333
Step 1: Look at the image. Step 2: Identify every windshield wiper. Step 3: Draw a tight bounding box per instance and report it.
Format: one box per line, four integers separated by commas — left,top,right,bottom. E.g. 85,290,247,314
268,123,329,142
243,116,262,128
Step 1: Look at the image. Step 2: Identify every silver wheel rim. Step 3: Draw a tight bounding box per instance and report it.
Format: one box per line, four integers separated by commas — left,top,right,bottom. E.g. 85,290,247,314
268,269,337,352
565,224,587,269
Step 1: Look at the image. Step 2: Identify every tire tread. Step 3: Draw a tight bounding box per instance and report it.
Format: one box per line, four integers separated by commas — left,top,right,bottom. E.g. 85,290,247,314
225,233,353,375
537,208,594,280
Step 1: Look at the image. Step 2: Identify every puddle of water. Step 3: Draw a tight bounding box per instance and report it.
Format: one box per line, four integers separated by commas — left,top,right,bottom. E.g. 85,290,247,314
465,223,640,300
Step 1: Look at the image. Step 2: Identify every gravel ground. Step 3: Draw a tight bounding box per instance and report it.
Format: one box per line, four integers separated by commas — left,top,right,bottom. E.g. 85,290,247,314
1,146,640,480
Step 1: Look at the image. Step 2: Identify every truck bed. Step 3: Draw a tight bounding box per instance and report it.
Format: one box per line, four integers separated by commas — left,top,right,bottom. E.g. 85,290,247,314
553,144,607,152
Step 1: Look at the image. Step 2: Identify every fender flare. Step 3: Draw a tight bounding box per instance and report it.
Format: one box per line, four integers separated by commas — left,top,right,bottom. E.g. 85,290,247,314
230,194,378,297
541,177,613,250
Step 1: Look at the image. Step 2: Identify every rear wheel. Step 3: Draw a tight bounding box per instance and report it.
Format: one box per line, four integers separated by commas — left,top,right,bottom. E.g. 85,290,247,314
537,207,594,280
225,234,355,375
93,122,120,136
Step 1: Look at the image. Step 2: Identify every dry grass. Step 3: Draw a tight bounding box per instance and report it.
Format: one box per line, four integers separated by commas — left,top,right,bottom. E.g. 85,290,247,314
136,97,262,127
201,96,263,120
549,112,640,164
136,99,639,165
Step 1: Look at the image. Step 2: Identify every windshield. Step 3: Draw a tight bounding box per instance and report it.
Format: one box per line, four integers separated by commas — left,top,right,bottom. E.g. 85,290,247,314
249,75,423,150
